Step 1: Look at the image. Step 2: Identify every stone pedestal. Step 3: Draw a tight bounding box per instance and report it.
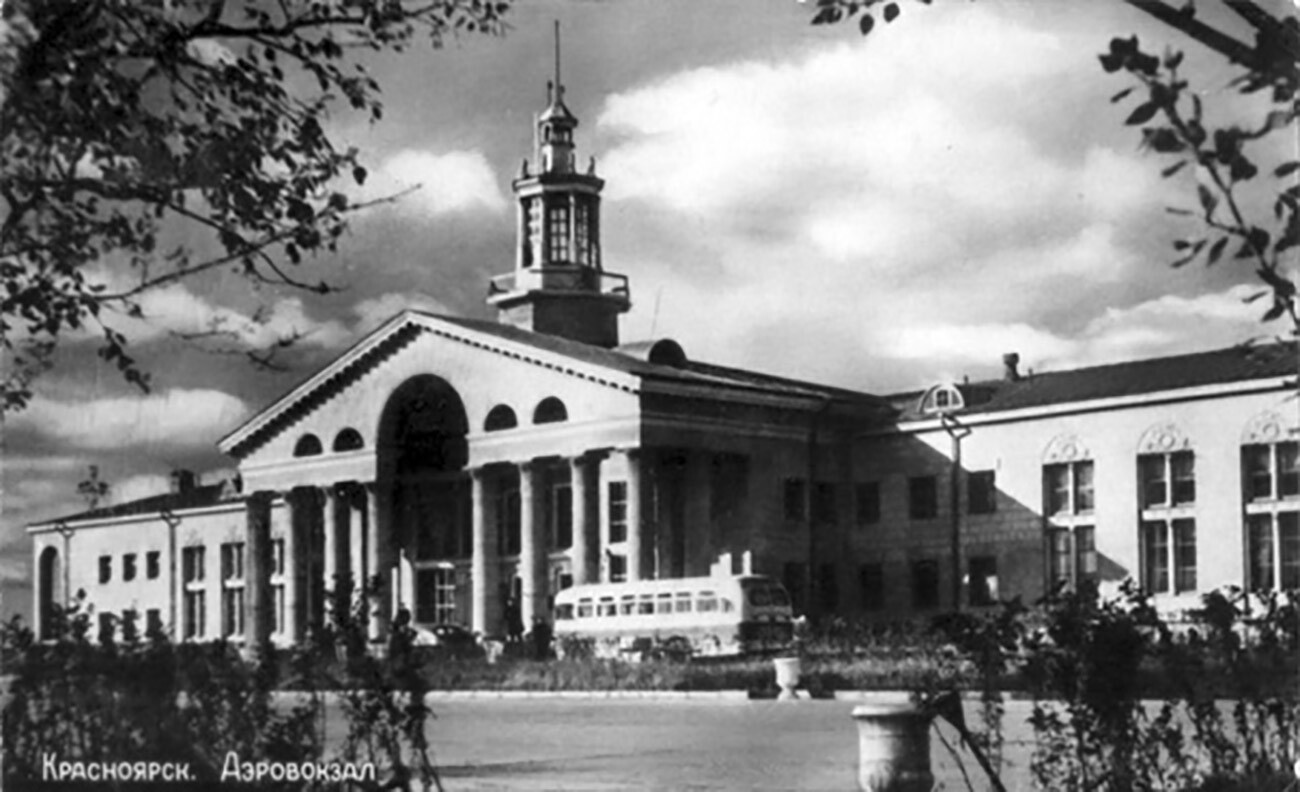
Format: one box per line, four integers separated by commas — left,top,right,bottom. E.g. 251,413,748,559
851,701,934,792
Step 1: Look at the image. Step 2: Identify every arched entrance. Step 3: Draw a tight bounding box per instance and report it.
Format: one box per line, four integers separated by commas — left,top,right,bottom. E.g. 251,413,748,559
377,375,470,628
38,546,60,640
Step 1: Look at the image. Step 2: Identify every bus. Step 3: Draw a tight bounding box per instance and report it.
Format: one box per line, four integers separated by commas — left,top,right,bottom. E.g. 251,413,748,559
552,574,794,660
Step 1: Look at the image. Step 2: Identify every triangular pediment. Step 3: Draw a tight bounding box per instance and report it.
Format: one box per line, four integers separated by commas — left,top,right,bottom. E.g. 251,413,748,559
217,311,641,460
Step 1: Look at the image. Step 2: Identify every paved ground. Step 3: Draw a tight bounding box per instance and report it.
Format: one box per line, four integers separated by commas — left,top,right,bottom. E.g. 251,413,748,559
381,697,1039,791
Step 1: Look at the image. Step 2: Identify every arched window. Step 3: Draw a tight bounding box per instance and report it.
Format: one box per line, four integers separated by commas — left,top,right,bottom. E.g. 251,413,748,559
333,428,364,452
484,405,518,432
919,384,963,415
293,434,323,457
533,397,568,425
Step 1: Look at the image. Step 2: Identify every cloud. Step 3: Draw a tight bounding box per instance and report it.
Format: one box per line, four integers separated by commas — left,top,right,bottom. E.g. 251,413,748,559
874,283,1279,381
350,292,453,334
595,3,1197,393
370,149,506,217
11,389,252,452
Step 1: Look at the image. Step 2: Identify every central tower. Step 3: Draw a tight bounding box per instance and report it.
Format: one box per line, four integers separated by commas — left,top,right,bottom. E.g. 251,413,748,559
487,22,630,348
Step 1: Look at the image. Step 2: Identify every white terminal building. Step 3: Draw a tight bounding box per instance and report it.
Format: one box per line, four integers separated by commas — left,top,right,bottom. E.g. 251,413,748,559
28,59,1300,648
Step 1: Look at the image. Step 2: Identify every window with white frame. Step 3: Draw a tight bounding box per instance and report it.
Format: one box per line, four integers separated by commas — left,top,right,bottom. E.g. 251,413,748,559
181,546,206,640
1243,440,1300,592
1043,460,1096,590
220,542,244,638
1138,450,1197,595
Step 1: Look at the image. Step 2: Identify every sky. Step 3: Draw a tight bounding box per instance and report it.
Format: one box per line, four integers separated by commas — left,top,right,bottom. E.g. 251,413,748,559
3,0,1296,620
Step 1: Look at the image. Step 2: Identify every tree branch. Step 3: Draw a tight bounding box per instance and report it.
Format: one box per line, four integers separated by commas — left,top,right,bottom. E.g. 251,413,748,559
1121,0,1263,69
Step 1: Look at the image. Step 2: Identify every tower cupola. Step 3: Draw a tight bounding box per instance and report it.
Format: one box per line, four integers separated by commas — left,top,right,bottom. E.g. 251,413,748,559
487,22,630,348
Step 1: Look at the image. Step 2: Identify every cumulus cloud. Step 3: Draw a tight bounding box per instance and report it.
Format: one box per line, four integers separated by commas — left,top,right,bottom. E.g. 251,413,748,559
876,283,1280,381
596,3,1195,392
11,389,252,451
370,149,506,217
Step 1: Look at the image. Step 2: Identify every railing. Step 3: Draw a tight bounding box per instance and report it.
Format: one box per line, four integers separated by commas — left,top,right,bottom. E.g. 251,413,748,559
489,267,630,299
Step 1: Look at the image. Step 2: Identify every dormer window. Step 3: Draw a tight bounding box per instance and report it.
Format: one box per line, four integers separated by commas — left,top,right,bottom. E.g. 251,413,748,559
920,384,964,415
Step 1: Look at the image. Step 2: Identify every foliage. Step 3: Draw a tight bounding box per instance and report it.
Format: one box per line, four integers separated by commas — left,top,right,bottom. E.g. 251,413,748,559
809,0,1300,337
0,0,510,412
2,596,319,788
926,583,1300,792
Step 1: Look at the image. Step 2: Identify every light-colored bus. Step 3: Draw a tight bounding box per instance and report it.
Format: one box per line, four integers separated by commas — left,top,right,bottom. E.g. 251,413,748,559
552,574,794,659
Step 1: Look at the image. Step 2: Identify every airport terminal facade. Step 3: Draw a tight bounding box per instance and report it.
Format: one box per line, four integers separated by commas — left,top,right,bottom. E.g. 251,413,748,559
29,71,1300,647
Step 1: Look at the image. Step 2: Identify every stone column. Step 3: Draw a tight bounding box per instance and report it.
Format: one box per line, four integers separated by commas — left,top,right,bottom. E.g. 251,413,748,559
243,491,274,658
348,484,364,612
281,490,300,643
625,449,644,582
570,454,599,586
471,468,500,636
519,461,545,628
321,484,339,624
364,482,389,643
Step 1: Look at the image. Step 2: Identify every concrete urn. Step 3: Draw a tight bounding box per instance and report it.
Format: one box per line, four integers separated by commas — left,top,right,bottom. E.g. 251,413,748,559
772,656,801,700
851,701,934,792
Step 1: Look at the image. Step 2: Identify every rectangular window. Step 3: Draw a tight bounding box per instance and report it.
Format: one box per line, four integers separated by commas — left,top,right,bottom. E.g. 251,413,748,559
1245,444,1274,500
1281,443,1300,497
608,481,628,544
1140,455,1169,508
911,559,940,610
608,554,627,583
783,478,806,521
1283,512,1300,589
1048,528,1072,589
813,482,838,525
416,567,458,624
546,206,570,261
99,555,111,584
969,556,998,606
1076,526,1098,583
1142,521,1170,594
182,546,205,583
183,588,205,640
123,554,137,582
908,476,938,520
146,551,160,580
1045,465,1070,515
1171,452,1196,505
710,453,749,521
859,564,884,610
145,608,162,637
855,482,881,525
553,483,573,550
1248,513,1275,591
98,613,114,644
1075,461,1095,513
816,563,839,612
968,471,997,515
783,561,807,614
221,542,245,639
1173,519,1197,593
497,484,522,556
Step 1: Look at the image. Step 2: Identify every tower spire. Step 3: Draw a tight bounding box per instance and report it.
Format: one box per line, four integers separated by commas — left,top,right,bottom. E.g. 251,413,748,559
554,20,563,102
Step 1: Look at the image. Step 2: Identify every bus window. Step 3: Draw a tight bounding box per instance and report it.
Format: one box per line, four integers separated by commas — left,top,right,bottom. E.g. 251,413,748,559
748,587,771,607
619,595,636,615
598,597,616,617
556,603,574,620
656,592,673,614
675,592,692,613
638,595,655,615
766,587,791,607
721,598,735,613
577,598,593,618
697,592,718,612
